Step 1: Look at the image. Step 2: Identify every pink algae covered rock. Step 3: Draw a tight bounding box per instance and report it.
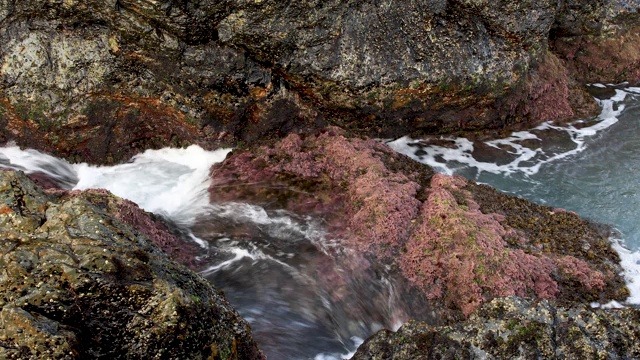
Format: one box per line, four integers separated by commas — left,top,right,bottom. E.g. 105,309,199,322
555,255,607,291
400,174,617,317
46,188,204,270
208,129,626,317
209,127,423,255
400,174,559,316
112,198,204,270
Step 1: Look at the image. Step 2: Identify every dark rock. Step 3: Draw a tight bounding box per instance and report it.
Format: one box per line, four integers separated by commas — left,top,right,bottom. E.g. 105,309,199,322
208,128,628,319
353,296,640,359
0,169,264,359
1,1,640,163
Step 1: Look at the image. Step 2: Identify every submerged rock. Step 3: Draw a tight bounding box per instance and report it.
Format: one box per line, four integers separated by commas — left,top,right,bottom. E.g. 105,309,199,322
352,296,640,359
0,170,263,359
0,1,639,162
209,128,628,319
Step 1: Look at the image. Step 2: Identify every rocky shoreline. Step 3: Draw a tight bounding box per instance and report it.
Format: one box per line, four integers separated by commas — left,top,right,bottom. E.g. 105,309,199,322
2,0,640,358
0,170,263,359
1,1,640,164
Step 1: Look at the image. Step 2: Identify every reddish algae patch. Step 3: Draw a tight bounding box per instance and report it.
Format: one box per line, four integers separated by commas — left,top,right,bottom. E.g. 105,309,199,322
400,174,558,316
210,127,423,255
208,129,627,317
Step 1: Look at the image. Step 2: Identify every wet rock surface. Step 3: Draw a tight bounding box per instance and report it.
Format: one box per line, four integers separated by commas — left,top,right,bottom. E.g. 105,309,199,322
0,1,639,163
1,0,640,358
209,128,628,319
0,170,263,359
352,296,640,359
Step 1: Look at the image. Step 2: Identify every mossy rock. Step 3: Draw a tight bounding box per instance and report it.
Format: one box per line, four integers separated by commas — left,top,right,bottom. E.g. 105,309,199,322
0,170,263,359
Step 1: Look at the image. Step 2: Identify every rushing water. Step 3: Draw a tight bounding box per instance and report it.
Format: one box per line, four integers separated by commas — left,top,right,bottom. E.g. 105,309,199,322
0,144,412,359
3,84,640,357
388,84,640,304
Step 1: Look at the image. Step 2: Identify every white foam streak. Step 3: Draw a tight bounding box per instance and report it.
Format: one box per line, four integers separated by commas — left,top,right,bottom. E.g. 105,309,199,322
206,202,328,242
388,88,629,178
314,337,364,360
0,144,78,188
199,248,255,275
72,145,231,226
612,239,640,304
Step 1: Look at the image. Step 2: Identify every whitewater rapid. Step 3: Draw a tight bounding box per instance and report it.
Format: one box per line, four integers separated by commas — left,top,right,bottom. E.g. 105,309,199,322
0,145,231,227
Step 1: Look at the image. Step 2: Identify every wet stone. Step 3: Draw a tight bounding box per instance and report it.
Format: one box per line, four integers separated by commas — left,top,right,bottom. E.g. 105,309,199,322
0,170,264,359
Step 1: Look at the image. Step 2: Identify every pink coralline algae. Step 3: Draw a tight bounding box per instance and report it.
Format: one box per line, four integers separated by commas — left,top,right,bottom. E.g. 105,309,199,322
46,188,204,270
555,255,607,291
400,175,556,316
113,197,204,270
209,128,423,255
209,129,626,317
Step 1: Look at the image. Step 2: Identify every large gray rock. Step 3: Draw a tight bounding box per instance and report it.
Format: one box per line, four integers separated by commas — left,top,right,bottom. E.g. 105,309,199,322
0,0,639,163
0,169,264,359
353,296,640,359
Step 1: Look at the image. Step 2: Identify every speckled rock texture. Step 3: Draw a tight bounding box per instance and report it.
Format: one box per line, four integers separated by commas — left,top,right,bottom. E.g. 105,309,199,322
0,1,639,163
0,170,264,360
352,296,640,359
209,128,628,319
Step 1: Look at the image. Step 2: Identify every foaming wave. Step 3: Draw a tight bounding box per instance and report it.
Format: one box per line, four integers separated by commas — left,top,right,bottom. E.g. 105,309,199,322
313,336,364,360
73,145,231,226
0,143,78,188
387,87,631,177
0,144,231,227
612,238,640,305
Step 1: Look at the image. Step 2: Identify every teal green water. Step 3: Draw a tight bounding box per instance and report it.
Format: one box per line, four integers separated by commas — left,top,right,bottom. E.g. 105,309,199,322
390,85,640,250
480,101,640,249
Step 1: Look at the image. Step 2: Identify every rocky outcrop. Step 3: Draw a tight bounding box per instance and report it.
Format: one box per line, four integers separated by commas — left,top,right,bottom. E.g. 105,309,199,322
1,1,640,163
0,170,263,359
352,296,640,359
209,128,628,319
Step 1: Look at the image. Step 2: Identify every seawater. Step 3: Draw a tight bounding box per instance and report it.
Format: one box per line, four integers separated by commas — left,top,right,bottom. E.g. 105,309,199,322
4,85,640,356
388,84,640,304
0,144,407,360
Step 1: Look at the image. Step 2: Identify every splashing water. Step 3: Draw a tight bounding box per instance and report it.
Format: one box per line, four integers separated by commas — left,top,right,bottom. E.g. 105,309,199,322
0,143,415,359
0,144,231,227
387,84,640,305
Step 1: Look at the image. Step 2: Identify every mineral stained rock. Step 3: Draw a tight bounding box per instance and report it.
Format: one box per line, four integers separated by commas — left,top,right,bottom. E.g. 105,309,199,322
1,1,640,163
0,170,263,360
209,128,628,319
352,296,640,359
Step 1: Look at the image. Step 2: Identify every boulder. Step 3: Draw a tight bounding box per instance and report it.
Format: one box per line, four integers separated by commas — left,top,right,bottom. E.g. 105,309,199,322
0,1,639,163
0,169,264,359
352,296,640,359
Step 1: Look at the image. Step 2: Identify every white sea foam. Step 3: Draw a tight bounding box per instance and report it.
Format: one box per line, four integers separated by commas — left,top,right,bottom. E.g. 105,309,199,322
612,238,640,305
0,144,232,227
387,88,629,177
313,336,364,360
73,145,232,226
199,247,256,275
0,144,78,188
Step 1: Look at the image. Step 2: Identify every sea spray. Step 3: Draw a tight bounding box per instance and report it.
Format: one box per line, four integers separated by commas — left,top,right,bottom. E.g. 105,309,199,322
0,142,411,359
73,145,232,226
